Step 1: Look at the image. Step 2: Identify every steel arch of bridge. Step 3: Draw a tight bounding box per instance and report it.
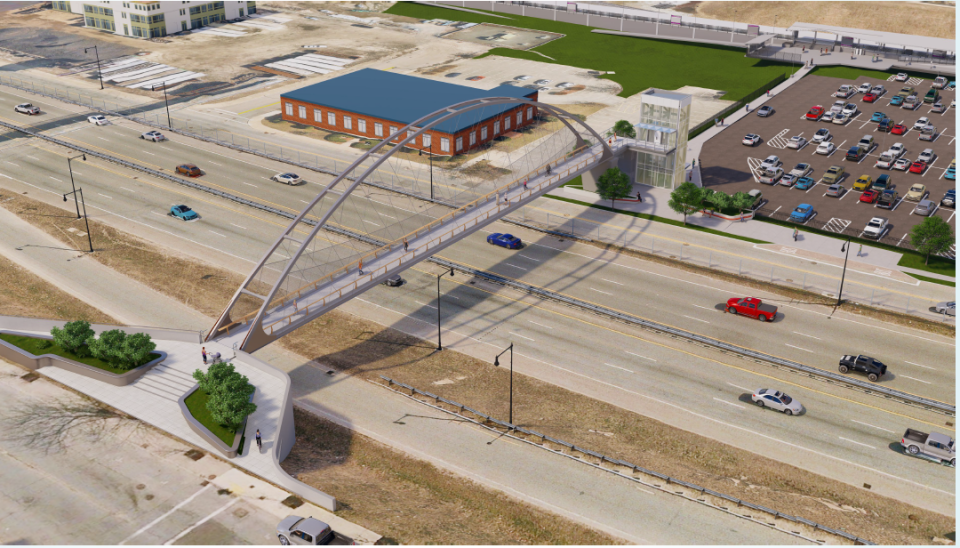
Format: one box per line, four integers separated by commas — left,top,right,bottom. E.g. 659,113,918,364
208,96,614,351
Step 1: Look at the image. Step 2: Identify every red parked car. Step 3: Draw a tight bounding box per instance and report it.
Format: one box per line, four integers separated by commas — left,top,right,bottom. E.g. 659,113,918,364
909,161,927,174
725,297,778,322
863,93,878,102
859,189,880,203
805,106,824,120
891,124,907,135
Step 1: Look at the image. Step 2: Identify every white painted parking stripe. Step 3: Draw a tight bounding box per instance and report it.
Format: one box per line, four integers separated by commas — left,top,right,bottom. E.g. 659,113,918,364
48,176,62,182
605,362,633,373
590,287,612,295
230,223,246,230
513,333,535,342
414,300,436,309
899,375,931,384
243,182,258,187
162,498,240,545
97,193,112,199
785,343,813,352
518,254,541,261
839,437,877,450
851,420,895,433
625,351,656,362
713,397,745,410
118,484,212,544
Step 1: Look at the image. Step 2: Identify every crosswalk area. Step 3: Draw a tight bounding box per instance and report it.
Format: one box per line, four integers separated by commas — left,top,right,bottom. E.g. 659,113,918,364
822,217,852,233
765,128,792,149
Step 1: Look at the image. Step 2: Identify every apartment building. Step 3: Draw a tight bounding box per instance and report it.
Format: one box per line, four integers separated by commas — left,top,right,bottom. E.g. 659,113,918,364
51,1,257,38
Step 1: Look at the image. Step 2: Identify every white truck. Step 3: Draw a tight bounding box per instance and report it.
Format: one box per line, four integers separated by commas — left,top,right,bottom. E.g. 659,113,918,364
835,85,855,98
900,429,956,466
875,151,896,169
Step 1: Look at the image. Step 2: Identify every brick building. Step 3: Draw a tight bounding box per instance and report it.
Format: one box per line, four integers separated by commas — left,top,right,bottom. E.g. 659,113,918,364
280,69,539,156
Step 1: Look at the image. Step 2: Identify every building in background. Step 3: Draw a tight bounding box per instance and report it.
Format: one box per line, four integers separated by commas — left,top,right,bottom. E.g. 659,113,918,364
51,1,257,38
280,68,540,156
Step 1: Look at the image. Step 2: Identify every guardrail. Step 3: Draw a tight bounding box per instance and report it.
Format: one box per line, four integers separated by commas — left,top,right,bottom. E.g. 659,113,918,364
376,375,875,546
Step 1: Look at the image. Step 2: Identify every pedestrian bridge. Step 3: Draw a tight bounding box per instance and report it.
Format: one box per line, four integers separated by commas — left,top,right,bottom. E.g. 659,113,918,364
208,97,618,352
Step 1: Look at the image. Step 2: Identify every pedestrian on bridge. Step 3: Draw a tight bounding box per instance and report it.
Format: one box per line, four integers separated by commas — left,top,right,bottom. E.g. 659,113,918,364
547,165,552,175
358,258,363,275
202,347,207,364
403,238,408,252
523,179,528,190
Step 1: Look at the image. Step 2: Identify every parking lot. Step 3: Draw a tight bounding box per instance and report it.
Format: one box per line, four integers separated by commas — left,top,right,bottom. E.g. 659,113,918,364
700,73,955,248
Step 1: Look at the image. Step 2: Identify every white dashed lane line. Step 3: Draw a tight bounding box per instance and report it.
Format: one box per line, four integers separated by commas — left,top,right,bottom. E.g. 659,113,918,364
682,315,710,323
713,397,745,410
527,320,553,329
97,193,112,199
839,437,877,450
905,361,937,370
626,351,656,362
726,382,751,392
605,363,633,373
590,288,612,295
785,343,813,352
899,375,931,384
208,230,226,238
792,331,822,340
851,420,895,433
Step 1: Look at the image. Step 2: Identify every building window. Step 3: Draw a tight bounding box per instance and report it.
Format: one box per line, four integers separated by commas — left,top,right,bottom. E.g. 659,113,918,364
285,102,293,116
505,116,511,130
527,107,533,120
124,24,129,35
494,121,500,134
358,119,366,133
469,131,476,146
121,12,126,18
374,122,383,137
407,129,416,144
440,137,450,152
327,112,336,126
343,116,352,130
455,137,463,151
180,8,185,15
389,125,398,137
298,105,306,119
423,133,431,148
313,109,321,122
516,112,522,125
481,126,488,140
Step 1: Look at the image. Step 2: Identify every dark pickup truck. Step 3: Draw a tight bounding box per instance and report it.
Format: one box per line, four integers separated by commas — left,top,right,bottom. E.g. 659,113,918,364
839,354,887,381
725,297,777,322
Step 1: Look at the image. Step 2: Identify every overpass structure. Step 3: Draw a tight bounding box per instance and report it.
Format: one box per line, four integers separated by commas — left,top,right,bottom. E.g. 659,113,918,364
208,97,618,352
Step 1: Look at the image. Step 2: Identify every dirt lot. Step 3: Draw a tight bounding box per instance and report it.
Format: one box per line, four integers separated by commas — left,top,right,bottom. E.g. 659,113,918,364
700,73,956,246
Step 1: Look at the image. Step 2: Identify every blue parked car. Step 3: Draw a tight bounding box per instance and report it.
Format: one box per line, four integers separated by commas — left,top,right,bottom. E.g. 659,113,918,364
945,161,956,181
790,204,814,223
487,233,522,249
890,95,904,106
170,204,198,221
794,176,816,190
870,111,887,122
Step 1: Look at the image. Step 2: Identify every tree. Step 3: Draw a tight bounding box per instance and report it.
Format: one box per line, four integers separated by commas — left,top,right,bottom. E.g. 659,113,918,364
89,329,126,366
120,333,156,370
612,120,636,139
193,361,238,396
731,191,756,219
50,320,95,357
910,216,954,264
668,182,704,225
596,167,632,208
707,190,732,215
193,362,258,431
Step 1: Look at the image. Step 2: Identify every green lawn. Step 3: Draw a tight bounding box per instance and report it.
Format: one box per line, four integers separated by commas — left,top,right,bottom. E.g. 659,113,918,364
905,272,955,287
807,65,941,83
0,333,159,375
385,3,796,100
897,251,956,278
184,389,237,446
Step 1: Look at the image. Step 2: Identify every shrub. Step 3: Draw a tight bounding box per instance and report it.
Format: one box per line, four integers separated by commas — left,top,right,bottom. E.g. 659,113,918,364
193,361,258,431
193,361,237,395
50,320,95,357
89,329,126,365
120,333,156,370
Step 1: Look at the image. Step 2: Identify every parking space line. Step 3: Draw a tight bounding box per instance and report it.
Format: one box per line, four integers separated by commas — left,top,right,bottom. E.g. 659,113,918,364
905,361,937,370
504,263,528,271
726,382,751,392
601,278,624,285
682,315,710,323
713,397,745,410
118,485,212,545
528,320,553,329
162,498,241,546
792,331,821,340
590,287,612,295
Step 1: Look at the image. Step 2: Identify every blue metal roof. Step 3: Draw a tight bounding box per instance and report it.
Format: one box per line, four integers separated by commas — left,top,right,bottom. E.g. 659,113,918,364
281,68,537,135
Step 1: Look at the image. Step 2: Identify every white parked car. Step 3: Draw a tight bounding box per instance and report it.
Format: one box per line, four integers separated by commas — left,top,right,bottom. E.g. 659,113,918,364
779,173,797,187
556,82,575,88
821,111,835,122
752,389,803,415
534,79,550,85
830,100,846,114
858,82,872,94
889,143,906,158
786,136,807,150
913,117,931,130
742,133,761,146
87,114,108,125
895,73,909,82
875,153,896,169
14,103,40,115
760,155,781,170
893,158,912,171
812,128,831,143
140,130,166,142
271,173,302,185
816,142,836,155
790,163,812,177
832,112,849,125
841,103,858,116
863,217,889,238
918,148,936,163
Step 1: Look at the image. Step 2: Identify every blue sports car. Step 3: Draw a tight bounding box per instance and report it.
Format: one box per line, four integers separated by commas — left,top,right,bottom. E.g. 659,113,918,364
890,95,904,106
790,204,814,223
487,233,522,249
794,176,816,190
170,204,198,221
870,111,887,122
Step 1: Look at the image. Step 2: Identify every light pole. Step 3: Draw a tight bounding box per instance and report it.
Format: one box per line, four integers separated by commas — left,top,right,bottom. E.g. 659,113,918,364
493,343,514,426
84,45,103,90
837,237,852,307
67,153,86,219
63,188,93,252
418,140,435,200
435,267,454,351
152,82,172,128
730,9,737,42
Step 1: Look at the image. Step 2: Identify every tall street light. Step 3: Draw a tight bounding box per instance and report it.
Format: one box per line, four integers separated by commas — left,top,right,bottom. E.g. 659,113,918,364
418,140,435,200
67,153,86,219
435,267,454,351
63,188,93,252
84,45,103,90
837,237,852,307
152,82,172,128
493,343,514,426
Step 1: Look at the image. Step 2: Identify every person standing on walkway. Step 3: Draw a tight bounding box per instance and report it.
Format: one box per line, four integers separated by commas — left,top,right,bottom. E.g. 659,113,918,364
721,118,725,126
523,179,528,190
793,228,798,241
358,258,363,275
857,244,863,257
202,347,207,364
636,191,643,203
255,429,262,452
403,238,408,252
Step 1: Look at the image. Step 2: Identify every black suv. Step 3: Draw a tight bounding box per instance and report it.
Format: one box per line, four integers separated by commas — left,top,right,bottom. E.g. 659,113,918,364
839,355,887,382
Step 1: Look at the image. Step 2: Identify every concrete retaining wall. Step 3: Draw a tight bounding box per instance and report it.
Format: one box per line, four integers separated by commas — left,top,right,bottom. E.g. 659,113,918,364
0,316,202,343
178,383,248,459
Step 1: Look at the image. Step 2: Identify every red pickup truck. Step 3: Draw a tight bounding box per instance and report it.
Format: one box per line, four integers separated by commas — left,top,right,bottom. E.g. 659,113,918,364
725,297,777,322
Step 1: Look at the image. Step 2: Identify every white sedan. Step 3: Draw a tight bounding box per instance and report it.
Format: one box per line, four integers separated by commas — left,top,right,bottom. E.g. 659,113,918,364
913,117,931,130
889,142,906,158
812,128,831,143
88,114,108,125
760,155,781,170
893,158,912,171
786,136,807,150
895,73,909,82
832,113,849,125
14,103,40,115
918,148,936,163
742,133,761,146
752,389,803,415
816,142,836,155
140,130,166,142
271,173,302,185
841,103,858,116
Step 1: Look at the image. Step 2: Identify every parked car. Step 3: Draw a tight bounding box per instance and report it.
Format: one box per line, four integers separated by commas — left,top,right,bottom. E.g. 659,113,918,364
890,95,904,106
832,112,849,125
790,163,812,178
537,87,550,92
786,136,807,149
445,72,462,78
759,167,784,185
889,142,906,158
556,82,575,88
841,103,858,116
487,233,522,249
924,88,940,103
913,117,931,130
830,100,846,114
869,111,887,122
913,199,936,216
725,297,777,322
946,161,956,181
891,124,907,135
790,203,815,223
812,128,831,143
838,354,887,381
877,190,899,209
857,134,874,150
872,174,892,191
382,274,403,287
875,152,896,169
859,189,880,204
932,76,948,89
751,389,802,415
760,155,781,170
877,118,893,132
822,166,844,184
176,163,203,177
14,103,39,115
863,92,878,103
896,86,916,98
757,105,774,117
277,515,335,545
742,133,761,146
919,125,936,141
825,184,844,197
169,204,198,221
905,183,927,202
918,148,936,163
858,82,872,94
794,176,816,190
910,161,927,174
88,114,108,125
817,142,836,155
871,84,886,96
863,217,889,239
805,106,824,120
894,73,909,82
893,157,912,170
853,175,873,191
836,85,855,98
821,111,834,122
534,79,550,85
140,130,166,142
515,75,531,81
900,429,955,466
941,188,956,207
845,145,865,161
934,301,956,316
931,101,946,113
903,94,921,110
271,173,302,185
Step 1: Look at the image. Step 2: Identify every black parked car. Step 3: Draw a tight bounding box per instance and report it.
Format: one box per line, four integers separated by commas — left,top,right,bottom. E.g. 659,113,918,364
757,105,774,117
839,355,887,382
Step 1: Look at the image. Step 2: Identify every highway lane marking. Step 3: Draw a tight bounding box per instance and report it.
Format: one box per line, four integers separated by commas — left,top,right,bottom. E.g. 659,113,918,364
48,176,62,182
208,230,226,238
414,300,437,309
446,295,460,300
513,333,535,342
625,351,656,362
365,220,381,227
504,263,528,270
121,187,135,192
604,363,633,373
682,315,709,323
851,420,895,433
905,361,937,370
5,162,19,167
528,320,553,329
26,155,39,160
518,254,541,261
242,182,258,187
237,101,280,115
792,332,821,340
118,484,212,544
691,304,713,311
601,278,623,285
899,375,931,384
381,213,396,219
726,382,751,392
713,397,745,410
162,498,240,546
207,161,223,166
142,151,154,156
784,344,813,352
590,288,612,295
230,223,246,230
97,193,112,199
839,437,877,450
97,137,109,141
